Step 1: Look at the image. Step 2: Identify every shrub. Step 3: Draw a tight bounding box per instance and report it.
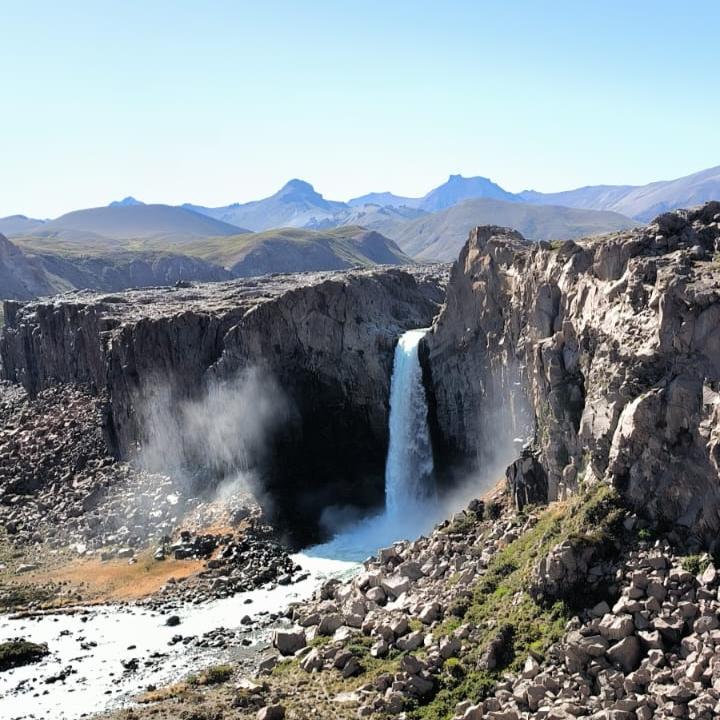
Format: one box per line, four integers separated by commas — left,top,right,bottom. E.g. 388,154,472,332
189,664,234,686
487,502,502,521
682,555,710,576
0,639,49,671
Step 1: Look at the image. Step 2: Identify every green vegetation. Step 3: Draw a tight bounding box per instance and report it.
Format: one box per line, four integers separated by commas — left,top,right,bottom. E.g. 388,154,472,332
408,484,625,719
0,639,49,671
443,512,477,535
12,223,411,286
187,663,234,686
682,554,711,576
266,485,626,720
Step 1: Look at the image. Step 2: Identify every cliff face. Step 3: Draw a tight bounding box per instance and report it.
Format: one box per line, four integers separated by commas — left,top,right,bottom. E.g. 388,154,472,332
0,233,58,300
425,203,720,541
1,267,446,543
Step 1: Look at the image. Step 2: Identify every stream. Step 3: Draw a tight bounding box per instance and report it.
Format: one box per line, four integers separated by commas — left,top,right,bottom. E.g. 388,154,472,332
0,554,358,720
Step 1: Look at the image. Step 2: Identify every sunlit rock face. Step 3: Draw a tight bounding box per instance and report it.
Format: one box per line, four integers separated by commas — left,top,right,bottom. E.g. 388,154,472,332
0,266,447,544
425,202,720,542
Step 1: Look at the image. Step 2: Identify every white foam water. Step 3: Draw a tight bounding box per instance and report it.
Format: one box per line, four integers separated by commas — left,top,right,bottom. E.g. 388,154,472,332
306,328,437,561
0,553,356,720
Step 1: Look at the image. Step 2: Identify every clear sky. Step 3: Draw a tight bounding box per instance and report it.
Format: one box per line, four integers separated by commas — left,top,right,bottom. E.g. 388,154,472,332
2,1,719,218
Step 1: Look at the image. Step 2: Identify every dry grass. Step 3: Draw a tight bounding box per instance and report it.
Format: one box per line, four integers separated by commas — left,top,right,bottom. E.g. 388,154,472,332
28,548,202,603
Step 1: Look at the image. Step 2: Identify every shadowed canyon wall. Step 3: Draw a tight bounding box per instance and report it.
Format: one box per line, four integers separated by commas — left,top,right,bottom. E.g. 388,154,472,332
0,268,446,543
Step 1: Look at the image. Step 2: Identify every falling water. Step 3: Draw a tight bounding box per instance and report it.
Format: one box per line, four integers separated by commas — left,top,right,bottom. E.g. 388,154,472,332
385,328,436,514
305,328,437,560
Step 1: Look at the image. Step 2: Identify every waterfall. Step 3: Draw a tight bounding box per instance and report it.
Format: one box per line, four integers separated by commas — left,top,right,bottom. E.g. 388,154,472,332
304,328,437,561
385,329,436,515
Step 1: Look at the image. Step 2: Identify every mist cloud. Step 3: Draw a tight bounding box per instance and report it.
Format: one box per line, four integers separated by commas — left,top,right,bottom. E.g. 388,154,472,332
133,367,290,492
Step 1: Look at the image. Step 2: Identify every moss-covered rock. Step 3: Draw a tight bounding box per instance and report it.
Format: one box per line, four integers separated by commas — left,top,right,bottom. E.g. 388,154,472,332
0,639,49,671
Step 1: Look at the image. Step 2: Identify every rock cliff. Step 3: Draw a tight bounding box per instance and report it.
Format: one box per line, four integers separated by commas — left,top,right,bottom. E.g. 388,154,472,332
1,267,446,542
0,233,57,300
425,203,720,542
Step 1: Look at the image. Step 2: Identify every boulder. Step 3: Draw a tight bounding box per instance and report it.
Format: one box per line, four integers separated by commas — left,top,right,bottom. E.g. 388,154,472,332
273,629,306,656
606,636,642,673
257,705,285,720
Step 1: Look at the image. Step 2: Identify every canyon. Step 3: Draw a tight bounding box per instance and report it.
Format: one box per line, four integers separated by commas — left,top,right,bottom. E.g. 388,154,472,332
0,203,719,720
424,201,720,543
0,266,447,543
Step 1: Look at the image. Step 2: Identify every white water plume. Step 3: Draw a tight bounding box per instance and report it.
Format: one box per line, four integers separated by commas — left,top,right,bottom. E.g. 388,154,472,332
307,328,439,560
134,367,289,498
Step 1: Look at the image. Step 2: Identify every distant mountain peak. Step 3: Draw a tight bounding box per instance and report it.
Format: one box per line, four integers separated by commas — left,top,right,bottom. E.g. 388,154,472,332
109,196,144,207
421,174,517,212
277,179,319,197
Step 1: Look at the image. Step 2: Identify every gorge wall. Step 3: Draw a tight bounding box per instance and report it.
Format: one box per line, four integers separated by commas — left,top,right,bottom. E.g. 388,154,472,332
0,267,446,543
424,202,720,543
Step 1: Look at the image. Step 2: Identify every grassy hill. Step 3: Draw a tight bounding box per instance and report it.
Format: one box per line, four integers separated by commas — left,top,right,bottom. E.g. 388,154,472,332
3,224,412,303
173,225,412,276
34,203,246,243
392,198,640,260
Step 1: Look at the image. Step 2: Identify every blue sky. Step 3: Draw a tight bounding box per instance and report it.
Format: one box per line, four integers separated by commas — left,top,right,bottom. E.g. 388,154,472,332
2,1,719,218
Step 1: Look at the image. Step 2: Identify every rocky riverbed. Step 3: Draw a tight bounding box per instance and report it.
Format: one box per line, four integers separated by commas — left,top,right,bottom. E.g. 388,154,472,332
0,553,358,720
92,485,720,720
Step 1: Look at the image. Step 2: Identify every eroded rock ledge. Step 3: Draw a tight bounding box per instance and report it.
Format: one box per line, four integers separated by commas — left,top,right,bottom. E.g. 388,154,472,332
0,266,447,542
425,203,720,542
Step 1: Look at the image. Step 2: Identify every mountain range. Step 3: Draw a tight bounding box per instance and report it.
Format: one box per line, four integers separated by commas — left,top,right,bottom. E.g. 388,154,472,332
392,198,637,261
184,180,347,232
517,164,720,221
344,164,720,222
1,163,718,301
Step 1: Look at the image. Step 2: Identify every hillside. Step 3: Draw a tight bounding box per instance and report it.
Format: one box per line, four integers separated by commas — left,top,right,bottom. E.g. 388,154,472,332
0,215,46,236
30,250,232,292
176,225,413,276
186,179,347,232
2,225,411,302
392,198,640,260
520,164,720,220
0,234,57,300
34,203,246,243
0,231,233,302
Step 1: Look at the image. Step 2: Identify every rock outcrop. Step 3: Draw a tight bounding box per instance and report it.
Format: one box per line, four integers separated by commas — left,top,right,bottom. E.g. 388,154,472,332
0,233,57,300
1,267,446,542
425,203,720,543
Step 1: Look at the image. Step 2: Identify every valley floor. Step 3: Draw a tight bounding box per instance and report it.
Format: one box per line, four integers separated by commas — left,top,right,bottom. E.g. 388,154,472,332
1,384,719,719
93,485,720,720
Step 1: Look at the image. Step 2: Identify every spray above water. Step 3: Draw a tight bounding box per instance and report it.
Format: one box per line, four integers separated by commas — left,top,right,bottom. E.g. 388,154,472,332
306,328,437,561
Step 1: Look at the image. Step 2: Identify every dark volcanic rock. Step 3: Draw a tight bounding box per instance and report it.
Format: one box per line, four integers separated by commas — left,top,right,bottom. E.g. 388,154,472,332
1,266,447,542
425,202,720,542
